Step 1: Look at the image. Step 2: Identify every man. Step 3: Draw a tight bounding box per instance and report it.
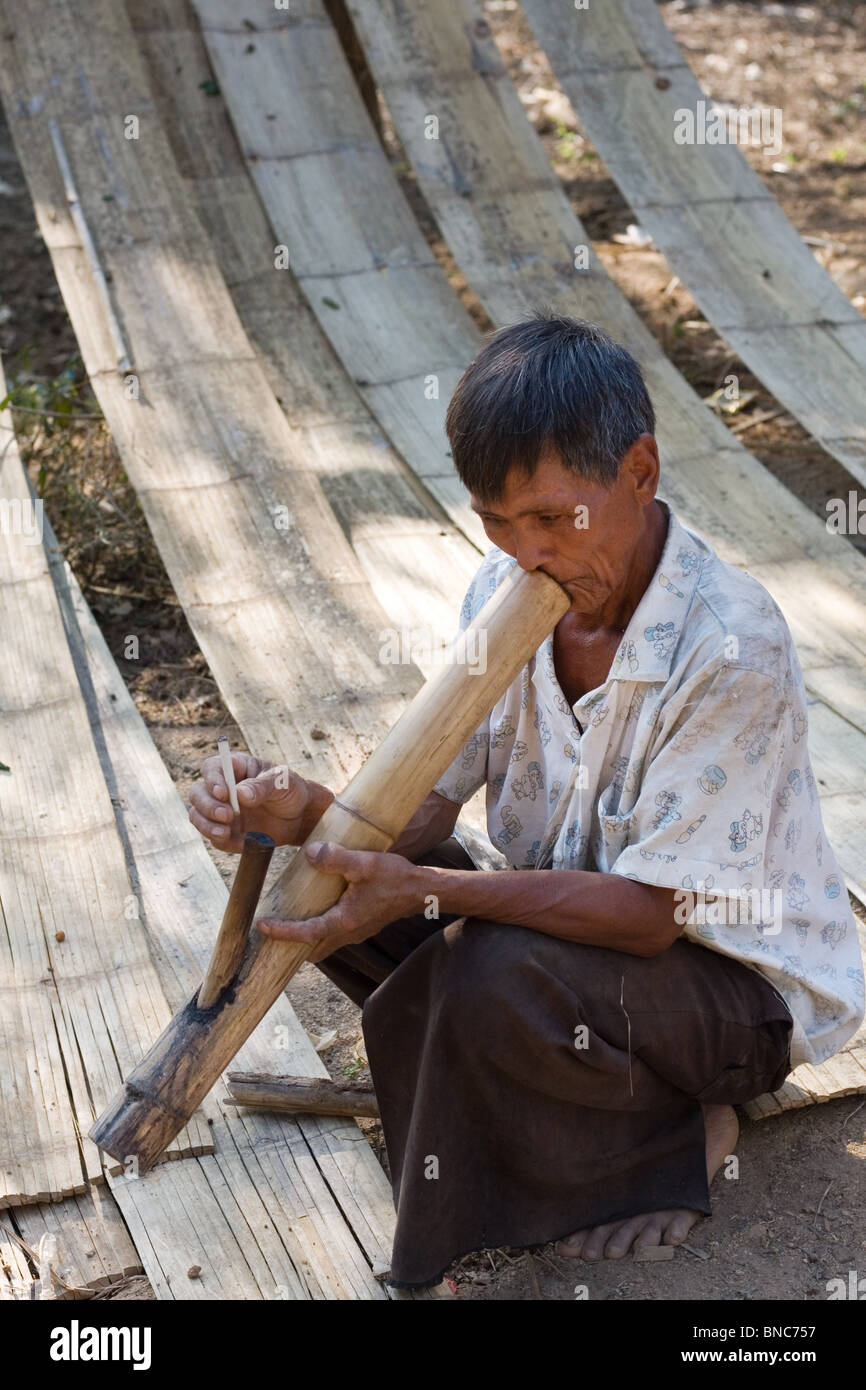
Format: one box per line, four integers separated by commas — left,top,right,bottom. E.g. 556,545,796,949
188,313,864,1290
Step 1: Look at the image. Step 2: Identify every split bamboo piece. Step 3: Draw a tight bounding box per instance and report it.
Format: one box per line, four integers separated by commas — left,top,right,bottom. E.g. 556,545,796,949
197,833,275,1009
90,566,570,1171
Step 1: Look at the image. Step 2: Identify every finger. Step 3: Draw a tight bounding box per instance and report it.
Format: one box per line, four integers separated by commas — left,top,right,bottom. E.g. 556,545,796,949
236,764,302,811
257,895,353,940
204,752,266,800
188,786,234,825
188,804,242,850
662,1211,697,1246
256,913,332,944
304,840,374,879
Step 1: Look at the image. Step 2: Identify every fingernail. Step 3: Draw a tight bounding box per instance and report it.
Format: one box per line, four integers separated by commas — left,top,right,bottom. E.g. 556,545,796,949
306,840,324,858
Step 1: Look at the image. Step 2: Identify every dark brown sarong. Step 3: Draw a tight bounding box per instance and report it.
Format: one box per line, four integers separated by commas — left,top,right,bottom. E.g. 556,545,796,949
315,840,794,1289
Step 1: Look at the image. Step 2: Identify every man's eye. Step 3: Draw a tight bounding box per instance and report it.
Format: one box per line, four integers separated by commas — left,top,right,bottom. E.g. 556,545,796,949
538,514,562,525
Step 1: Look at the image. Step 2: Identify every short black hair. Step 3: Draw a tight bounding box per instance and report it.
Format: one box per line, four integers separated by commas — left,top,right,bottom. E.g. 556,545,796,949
445,310,656,501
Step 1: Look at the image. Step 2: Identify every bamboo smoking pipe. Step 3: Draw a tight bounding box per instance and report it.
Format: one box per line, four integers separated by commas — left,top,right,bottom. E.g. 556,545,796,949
90,565,569,1170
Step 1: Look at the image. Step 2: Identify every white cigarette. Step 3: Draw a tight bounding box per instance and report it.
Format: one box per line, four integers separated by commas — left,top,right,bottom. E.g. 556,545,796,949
217,735,240,815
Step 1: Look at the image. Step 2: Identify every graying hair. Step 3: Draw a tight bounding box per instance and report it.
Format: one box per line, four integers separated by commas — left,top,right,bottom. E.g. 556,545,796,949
445,310,656,500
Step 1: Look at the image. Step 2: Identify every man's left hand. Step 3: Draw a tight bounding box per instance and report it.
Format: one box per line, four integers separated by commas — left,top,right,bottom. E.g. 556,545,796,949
256,841,424,962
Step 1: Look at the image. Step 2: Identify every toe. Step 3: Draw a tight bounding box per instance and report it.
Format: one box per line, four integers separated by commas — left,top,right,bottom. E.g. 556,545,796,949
555,1229,590,1258
662,1209,701,1246
606,1217,653,1262
581,1223,620,1262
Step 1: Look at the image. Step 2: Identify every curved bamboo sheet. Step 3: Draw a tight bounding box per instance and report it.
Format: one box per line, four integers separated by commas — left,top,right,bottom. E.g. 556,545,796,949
192,0,866,738
123,0,866,1115
0,384,211,1213
190,0,866,902
0,0,420,797
519,0,866,489
190,0,487,548
35,512,442,1298
0,508,443,1298
127,0,481,666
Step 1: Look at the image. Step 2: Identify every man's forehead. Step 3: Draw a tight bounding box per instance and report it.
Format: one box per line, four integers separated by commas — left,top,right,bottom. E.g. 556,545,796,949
468,451,608,513
469,490,583,516
469,471,603,516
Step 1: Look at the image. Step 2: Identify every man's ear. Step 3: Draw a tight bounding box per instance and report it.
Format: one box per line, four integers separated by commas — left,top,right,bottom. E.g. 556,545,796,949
621,434,660,503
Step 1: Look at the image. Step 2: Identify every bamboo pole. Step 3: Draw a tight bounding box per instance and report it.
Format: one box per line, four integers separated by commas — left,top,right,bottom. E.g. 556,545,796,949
89,566,569,1170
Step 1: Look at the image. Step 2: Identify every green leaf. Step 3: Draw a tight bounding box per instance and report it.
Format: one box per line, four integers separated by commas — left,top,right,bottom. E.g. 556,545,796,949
321,296,341,310
199,79,220,97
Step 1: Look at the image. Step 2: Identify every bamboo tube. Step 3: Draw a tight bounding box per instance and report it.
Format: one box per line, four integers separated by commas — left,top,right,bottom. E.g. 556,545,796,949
89,566,569,1170
197,832,275,1009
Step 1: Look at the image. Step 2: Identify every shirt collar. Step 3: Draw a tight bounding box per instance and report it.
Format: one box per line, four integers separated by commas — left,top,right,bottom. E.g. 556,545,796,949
527,497,708,712
605,498,706,687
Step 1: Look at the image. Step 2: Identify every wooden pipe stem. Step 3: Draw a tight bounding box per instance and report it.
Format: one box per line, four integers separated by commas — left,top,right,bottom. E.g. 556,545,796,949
197,831,275,1009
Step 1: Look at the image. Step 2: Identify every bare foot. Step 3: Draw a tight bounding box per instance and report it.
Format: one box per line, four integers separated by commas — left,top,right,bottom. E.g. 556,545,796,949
555,1102,738,1261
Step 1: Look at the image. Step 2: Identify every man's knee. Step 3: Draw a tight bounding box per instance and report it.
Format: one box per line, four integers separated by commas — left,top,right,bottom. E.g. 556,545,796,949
437,917,564,1030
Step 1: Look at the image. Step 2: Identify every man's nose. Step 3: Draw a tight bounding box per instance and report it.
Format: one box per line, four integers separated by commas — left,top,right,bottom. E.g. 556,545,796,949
513,534,555,573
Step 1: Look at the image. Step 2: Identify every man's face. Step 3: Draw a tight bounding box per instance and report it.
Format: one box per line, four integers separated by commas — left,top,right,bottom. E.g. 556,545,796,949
468,437,660,620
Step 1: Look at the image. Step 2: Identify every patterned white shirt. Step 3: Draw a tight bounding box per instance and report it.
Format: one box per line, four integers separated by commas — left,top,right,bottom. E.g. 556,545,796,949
434,498,864,1067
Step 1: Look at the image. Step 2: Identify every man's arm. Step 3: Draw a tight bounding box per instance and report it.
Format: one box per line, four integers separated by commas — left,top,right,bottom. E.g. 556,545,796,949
408,862,683,957
257,843,684,959
390,791,461,860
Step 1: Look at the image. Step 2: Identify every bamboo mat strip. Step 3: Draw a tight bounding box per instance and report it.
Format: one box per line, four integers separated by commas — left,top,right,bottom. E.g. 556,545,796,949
42,510,444,1299
519,0,866,488
128,0,481,670
190,0,486,547
13,1184,142,1292
0,388,210,1209
0,0,417,796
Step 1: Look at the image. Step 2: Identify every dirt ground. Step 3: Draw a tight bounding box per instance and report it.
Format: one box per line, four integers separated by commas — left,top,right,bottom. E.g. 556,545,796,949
2,0,866,1300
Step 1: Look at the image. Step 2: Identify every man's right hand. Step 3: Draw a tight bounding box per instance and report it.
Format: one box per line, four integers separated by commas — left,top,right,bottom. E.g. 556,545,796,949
187,753,330,853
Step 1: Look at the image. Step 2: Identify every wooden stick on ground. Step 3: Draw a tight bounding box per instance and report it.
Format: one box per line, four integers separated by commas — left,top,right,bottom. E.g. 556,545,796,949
225,1074,380,1119
89,566,569,1172
197,832,275,1009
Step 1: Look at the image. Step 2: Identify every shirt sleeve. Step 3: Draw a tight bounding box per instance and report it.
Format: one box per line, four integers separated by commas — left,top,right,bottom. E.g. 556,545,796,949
431,549,507,805
608,662,791,912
